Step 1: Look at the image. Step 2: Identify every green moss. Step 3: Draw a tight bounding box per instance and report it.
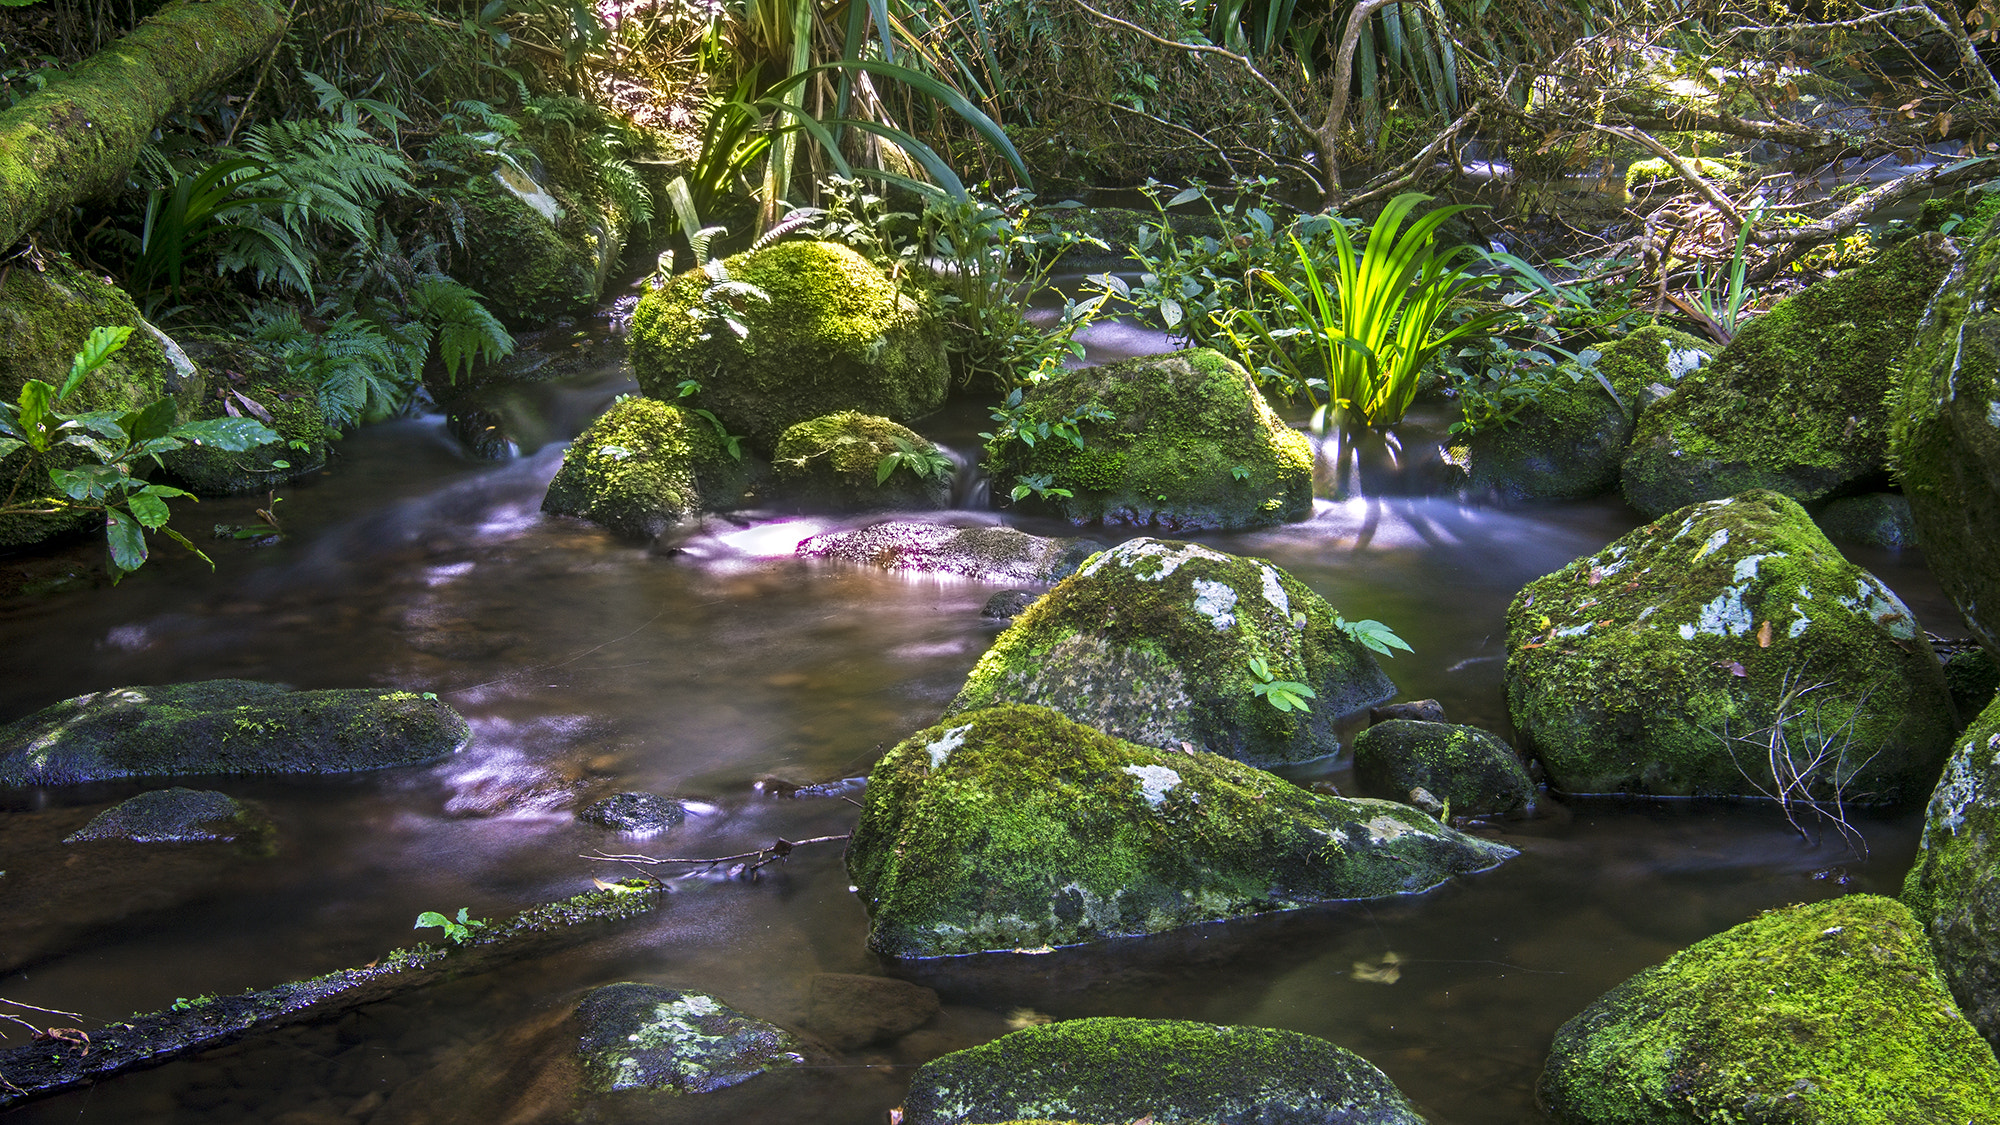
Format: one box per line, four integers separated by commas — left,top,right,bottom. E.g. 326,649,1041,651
1445,372,1632,502
629,240,948,453
986,348,1312,531
1352,720,1535,816
1505,490,1955,801
575,984,807,1094
162,337,326,495
1540,895,2000,1124
1902,693,2000,1046
1594,325,1714,416
770,411,949,512
541,397,751,541
1625,156,1741,192
846,704,1515,957
948,538,1395,767
0,680,471,785
1623,234,1957,518
901,1017,1425,1125
452,175,602,330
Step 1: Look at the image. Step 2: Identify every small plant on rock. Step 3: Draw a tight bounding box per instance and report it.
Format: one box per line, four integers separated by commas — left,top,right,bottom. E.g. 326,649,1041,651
1247,655,1316,712
414,906,487,946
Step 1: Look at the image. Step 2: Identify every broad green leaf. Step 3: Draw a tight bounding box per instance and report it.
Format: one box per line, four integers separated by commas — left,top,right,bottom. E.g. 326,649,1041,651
175,417,281,452
121,398,179,444
58,433,121,462
876,453,900,485
0,437,23,461
125,490,171,529
60,326,133,400
104,507,148,572
16,380,55,449
51,463,123,501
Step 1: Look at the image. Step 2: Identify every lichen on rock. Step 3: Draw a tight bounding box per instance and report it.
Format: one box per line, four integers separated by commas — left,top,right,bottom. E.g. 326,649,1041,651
1539,895,2000,1124
541,396,753,541
629,240,949,453
770,411,951,512
984,348,1312,531
1505,489,1954,801
846,704,1514,958
949,537,1396,767
899,1017,1427,1125
797,521,1103,584
574,983,810,1094
1902,692,2000,1048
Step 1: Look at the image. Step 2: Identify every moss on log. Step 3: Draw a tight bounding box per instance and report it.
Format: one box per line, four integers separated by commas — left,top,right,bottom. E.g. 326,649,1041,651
0,0,289,251
0,879,664,1108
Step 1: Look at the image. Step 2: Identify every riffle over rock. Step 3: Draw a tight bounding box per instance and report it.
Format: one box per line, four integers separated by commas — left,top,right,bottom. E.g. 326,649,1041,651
797,521,1102,585
1506,490,1953,801
900,1017,1427,1125
846,705,1515,958
949,538,1396,767
0,681,470,785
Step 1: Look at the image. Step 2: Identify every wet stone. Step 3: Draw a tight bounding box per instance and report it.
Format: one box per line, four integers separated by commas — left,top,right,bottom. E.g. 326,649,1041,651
798,521,1104,585
1370,699,1447,725
577,792,686,836
980,589,1040,620
804,973,940,1051
574,983,809,1094
1352,720,1535,818
63,787,262,844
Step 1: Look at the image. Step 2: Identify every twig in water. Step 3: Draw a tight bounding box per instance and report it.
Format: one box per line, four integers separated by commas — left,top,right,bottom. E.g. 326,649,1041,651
586,834,852,882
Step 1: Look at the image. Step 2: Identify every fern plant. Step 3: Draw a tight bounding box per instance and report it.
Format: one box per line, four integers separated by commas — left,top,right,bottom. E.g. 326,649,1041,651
408,276,515,382
218,119,416,298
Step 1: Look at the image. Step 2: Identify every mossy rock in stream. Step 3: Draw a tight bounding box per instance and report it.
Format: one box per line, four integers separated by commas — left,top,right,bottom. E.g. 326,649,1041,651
62,787,271,845
985,348,1313,531
541,397,755,541
899,1017,1427,1125
575,983,814,1093
160,335,327,495
1351,720,1535,817
1539,895,2000,1124
797,521,1104,584
949,538,1396,767
1903,692,2000,1048
770,411,951,512
1505,490,1954,802
0,680,470,785
1888,218,2000,656
1621,233,1957,519
452,172,610,330
847,704,1515,958
629,240,949,453
1593,325,1715,419
1443,370,1632,503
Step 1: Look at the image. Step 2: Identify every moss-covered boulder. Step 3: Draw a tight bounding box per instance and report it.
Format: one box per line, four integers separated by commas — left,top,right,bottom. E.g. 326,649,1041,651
541,397,754,541
1811,491,1917,549
0,257,198,546
1946,646,1999,719
949,538,1396,767
797,521,1103,584
1902,693,2000,1047
574,983,811,1093
1622,234,1957,519
0,680,470,785
847,705,1515,957
986,349,1312,531
453,172,609,330
770,411,951,512
161,336,326,495
1443,373,1631,503
900,1018,1426,1125
1888,221,2000,655
630,240,949,453
1539,895,2000,1124
1506,490,1954,801
1352,720,1535,817
62,787,269,845
1594,325,1715,419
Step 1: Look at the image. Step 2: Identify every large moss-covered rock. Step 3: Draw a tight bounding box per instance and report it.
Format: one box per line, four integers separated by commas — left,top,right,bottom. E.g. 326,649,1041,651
1623,234,1957,518
541,397,753,541
846,705,1515,958
1443,372,1632,502
1352,720,1535,817
986,349,1312,531
949,538,1396,767
1903,693,2000,1047
62,787,269,845
900,1018,1426,1125
1595,325,1715,418
574,983,810,1093
1888,221,2000,655
771,411,951,512
0,680,470,785
161,336,326,495
1539,895,2000,1124
630,240,949,453
0,257,198,546
453,172,609,329
1506,490,1954,801
797,521,1103,584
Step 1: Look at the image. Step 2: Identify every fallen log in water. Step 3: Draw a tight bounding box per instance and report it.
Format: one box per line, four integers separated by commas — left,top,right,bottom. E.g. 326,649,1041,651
0,878,664,1107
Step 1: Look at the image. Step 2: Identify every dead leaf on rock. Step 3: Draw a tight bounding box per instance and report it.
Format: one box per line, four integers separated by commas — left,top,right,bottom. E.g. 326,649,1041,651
1757,620,1772,648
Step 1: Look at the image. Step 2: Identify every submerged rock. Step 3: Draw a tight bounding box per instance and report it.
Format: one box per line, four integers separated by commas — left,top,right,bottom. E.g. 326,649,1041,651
0,681,470,786
899,1017,1426,1125
575,983,810,1094
985,348,1313,531
1540,895,2000,1124
1903,693,2000,1047
948,538,1397,767
1352,720,1535,818
980,589,1040,620
630,240,949,452
1623,234,1957,518
576,792,685,836
1443,370,1632,503
846,705,1515,958
797,521,1102,585
63,787,267,844
541,397,754,541
770,412,951,512
1888,220,2000,654
803,973,940,1052
1506,490,1954,801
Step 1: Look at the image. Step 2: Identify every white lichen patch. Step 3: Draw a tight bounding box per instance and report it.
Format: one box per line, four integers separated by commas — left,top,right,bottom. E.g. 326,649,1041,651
1258,563,1290,616
1924,739,1988,840
1835,576,1919,641
1680,584,1755,639
1789,602,1814,638
1988,399,2000,429
1667,346,1710,382
1191,578,1239,631
1078,538,1234,582
1122,764,1183,807
1694,528,1731,560
1733,552,1776,583
1554,623,1595,638
596,443,634,461
927,723,972,769
1364,815,1425,842
1598,544,1633,579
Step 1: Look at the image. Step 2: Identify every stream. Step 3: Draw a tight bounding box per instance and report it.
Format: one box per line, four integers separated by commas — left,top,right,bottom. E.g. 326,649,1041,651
0,310,1962,1124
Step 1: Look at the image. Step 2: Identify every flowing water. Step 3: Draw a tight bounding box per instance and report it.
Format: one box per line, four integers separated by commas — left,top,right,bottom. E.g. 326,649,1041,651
0,314,1959,1124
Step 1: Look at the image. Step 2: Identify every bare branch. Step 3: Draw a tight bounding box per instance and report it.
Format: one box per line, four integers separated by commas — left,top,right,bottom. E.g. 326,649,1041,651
1594,124,1747,231
585,834,852,880
1342,101,1485,209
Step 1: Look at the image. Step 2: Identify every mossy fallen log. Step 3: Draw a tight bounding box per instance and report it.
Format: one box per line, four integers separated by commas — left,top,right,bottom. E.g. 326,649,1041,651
0,0,288,251
0,879,664,1107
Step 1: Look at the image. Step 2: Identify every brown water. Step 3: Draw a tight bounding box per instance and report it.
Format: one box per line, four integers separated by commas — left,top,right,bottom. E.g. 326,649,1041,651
0,320,1956,1124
